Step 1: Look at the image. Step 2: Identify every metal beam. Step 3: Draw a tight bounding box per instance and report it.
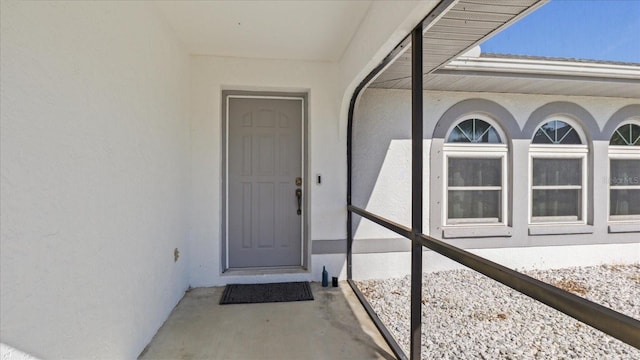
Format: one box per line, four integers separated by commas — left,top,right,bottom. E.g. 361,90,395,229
415,233,640,349
348,205,640,351
410,23,424,360
348,206,412,239
339,1,640,359
348,280,408,360
346,4,415,282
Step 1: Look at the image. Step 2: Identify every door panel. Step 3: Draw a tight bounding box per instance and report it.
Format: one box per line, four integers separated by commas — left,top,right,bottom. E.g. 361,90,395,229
228,97,303,268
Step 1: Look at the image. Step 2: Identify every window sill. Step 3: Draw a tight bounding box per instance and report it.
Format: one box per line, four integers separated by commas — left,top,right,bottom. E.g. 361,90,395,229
608,223,640,233
443,226,512,239
528,224,593,236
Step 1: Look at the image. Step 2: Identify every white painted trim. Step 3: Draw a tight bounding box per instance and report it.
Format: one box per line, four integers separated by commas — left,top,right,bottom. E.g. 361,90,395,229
443,144,508,152
227,95,305,101
448,186,502,191
225,96,230,268
445,56,640,80
443,146,508,153
447,217,501,225
608,145,640,224
528,224,594,235
609,215,640,222
443,226,513,239
224,95,306,269
532,185,582,190
610,185,640,190
528,148,588,225
609,223,640,233
300,97,305,265
529,144,589,153
442,146,508,227
608,147,640,156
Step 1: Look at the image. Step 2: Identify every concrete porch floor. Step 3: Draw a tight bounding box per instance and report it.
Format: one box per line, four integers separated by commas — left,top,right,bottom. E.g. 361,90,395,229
139,282,395,360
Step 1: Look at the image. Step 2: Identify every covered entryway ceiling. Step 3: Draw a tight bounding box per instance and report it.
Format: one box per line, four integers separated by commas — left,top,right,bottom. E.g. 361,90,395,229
154,0,545,68
155,0,628,98
154,0,372,61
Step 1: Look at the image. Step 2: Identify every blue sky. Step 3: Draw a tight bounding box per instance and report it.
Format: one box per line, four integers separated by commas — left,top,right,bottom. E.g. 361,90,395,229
481,0,640,63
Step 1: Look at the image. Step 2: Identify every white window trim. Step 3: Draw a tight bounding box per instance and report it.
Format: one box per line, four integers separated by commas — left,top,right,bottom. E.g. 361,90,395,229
443,144,508,227
608,146,640,223
528,145,588,225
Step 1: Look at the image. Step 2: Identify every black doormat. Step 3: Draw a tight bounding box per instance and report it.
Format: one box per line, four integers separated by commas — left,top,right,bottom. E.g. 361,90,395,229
220,281,314,305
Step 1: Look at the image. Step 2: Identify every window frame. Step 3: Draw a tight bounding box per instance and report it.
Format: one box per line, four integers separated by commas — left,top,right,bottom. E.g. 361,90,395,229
443,144,508,227
608,120,640,223
446,117,502,144
528,117,588,225
528,146,588,224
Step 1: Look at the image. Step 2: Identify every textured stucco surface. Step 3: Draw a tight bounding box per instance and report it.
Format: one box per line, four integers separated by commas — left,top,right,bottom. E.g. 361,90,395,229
189,56,345,286
188,2,437,287
1,1,439,357
8,0,635,358
351,243,640,281
1,1,191,358
353,88,640,251
337,0,438,132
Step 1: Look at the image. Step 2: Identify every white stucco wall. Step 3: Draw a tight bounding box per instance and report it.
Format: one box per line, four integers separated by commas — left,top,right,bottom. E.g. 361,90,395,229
350,90,430,237
351,243,640,280
1,1,191,358
189,56,345,286
187,1,439,287
337,0,438,129
350,88,639,279
1,0,442,356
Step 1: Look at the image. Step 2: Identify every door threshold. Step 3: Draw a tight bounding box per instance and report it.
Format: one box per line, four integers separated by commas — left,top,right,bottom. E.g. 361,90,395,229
223,266,308,276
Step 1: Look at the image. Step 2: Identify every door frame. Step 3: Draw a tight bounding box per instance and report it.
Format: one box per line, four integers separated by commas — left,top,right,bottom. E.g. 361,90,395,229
221,90,309,272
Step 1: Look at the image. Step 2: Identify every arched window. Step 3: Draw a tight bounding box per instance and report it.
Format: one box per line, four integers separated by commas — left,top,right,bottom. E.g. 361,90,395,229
529,118,587,224
610,123,640,146
448,118,501,143
609,121,640,221
532,119,582,144
444,118,507,226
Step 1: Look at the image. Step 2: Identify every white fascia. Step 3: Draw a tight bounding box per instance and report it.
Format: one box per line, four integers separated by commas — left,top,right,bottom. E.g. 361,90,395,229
444,56,640,80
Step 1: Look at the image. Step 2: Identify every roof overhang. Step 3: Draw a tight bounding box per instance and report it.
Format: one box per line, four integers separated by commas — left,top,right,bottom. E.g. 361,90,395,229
367,0,640,98
369,0,548,89
427,55,640,98
443,56,640,81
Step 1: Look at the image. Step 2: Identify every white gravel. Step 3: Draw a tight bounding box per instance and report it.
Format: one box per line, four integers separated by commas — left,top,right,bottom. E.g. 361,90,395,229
356,264,640,359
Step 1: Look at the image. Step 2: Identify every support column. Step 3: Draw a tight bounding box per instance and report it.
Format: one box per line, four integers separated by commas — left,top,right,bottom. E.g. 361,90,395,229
410,23,424,360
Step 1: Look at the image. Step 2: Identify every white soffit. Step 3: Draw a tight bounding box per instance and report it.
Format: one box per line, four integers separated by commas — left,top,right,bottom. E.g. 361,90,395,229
154,0,372,61
444,56,640,80
427,55,640,98
369,0,547,88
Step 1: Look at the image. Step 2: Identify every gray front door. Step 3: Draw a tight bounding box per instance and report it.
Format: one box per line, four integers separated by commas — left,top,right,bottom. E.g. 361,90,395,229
227,96,303,268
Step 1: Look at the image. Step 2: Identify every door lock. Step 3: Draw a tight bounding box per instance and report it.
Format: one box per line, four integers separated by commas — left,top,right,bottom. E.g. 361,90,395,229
295,177,302,186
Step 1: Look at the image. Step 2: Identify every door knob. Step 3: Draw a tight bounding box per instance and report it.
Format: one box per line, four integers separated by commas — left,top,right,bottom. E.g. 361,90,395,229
295,188,302,215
